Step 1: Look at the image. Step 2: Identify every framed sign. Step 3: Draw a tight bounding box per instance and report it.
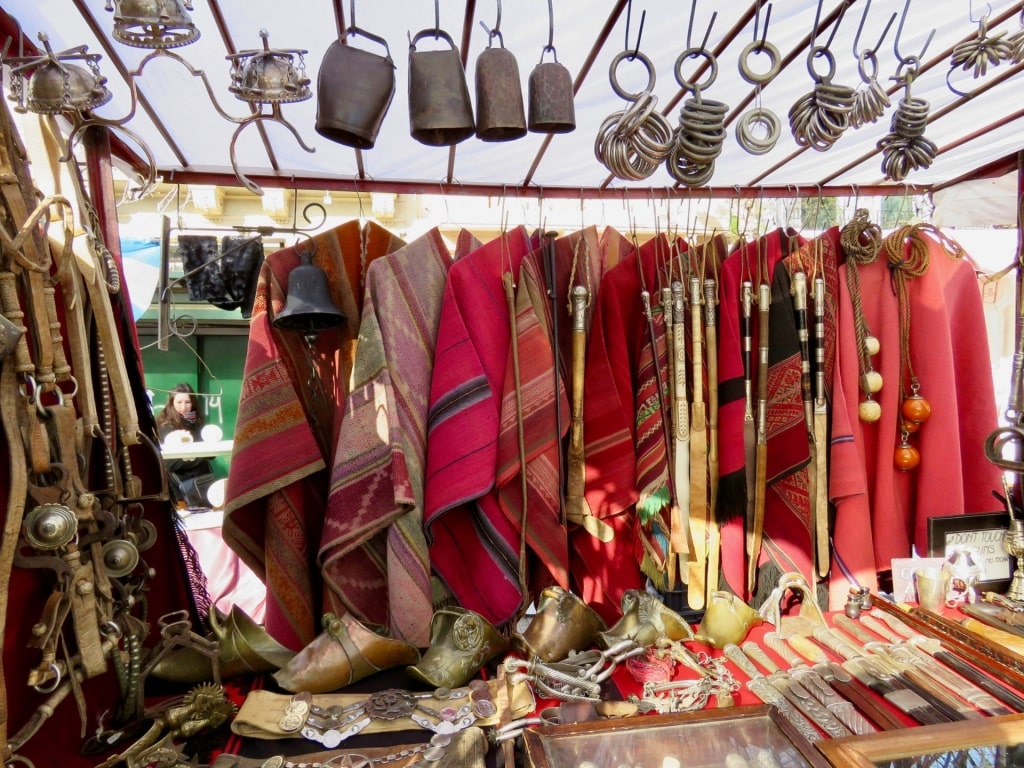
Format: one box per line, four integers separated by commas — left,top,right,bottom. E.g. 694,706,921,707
927,511,1012,593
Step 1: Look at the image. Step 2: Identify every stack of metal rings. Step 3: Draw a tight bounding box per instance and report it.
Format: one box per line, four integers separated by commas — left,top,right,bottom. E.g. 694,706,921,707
788,48,855,151
666,49,728,187
877,91,936,181
736,39,782,155
850,50,891,129
950,16,1013,79
595,50,673,181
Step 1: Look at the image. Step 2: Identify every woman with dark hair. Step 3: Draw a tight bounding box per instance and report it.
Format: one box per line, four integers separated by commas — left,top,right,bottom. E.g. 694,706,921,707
157,383,214,508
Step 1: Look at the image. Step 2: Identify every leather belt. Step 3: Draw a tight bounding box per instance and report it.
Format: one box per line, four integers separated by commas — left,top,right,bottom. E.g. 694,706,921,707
687,276,708,609
703,277,721,608
669,280,690,586
748,282,771,593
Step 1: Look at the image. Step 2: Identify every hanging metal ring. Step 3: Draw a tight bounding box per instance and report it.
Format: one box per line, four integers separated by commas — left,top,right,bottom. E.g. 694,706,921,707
609,49,657,101
738,40,780,85
674,47,718,92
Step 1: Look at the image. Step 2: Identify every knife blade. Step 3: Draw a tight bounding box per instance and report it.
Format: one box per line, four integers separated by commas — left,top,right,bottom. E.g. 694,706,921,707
741,641,851,738
764,631,876,734
868,611,1024,712
722,643,823,743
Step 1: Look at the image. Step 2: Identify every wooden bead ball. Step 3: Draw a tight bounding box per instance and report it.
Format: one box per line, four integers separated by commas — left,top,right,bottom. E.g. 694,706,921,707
901,395,932,425
894,443,920,471
858,400,882,422
865,336,880,356
865,371,883,394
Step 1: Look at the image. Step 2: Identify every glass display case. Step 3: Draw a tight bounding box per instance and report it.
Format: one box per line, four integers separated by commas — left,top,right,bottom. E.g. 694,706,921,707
816,714,1024,768
522,705,829,768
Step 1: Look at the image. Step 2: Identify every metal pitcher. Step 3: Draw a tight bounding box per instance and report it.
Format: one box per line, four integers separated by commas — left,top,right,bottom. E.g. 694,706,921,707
474,37,526,142
316,26,396,149
528,47,575,134
408,29,475,146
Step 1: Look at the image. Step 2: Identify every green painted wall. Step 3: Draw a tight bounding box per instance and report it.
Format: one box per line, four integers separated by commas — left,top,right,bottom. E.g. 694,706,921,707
138,330,248,478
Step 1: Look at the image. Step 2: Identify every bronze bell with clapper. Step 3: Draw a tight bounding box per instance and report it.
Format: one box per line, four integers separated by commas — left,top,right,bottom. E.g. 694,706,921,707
273,240,346,334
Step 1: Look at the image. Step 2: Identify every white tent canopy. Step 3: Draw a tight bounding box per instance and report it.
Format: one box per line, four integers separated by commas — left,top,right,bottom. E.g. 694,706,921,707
2,1,1023,197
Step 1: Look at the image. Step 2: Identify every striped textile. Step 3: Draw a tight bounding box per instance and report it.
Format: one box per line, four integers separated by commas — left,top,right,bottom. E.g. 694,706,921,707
633,290,671,581
423,228,536,628
319,229,462,647
223,221,405,650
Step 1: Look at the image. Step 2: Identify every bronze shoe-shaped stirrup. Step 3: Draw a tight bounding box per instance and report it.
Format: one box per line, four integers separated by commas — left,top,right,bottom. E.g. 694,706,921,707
274,612,420,694
596,589,694,650
694,590,763,649
407,607,509,689
512,586,605,662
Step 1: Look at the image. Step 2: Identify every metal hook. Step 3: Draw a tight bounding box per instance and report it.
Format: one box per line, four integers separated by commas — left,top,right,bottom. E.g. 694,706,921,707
852,0,898,58
687,0,718,51
624,0,646,59
970,0,992,24
546,0,555,49
349,0,357,29
433,0,440,39
753,1,772,48
479,0,503,44
894,0,936,64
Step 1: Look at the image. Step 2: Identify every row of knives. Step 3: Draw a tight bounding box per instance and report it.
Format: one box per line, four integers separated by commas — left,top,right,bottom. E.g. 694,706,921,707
719,609,1024,743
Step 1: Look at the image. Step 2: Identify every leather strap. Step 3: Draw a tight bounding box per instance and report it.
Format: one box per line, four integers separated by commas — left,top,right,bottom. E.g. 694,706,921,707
564,285,611,542
811,275,830,578
0,360,27,757
703,277,720,606
669,281,690,575
687,276,708,609
749,282,771,593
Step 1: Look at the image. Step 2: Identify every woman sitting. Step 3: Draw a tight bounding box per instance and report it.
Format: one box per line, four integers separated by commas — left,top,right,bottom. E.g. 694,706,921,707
156,383,215,509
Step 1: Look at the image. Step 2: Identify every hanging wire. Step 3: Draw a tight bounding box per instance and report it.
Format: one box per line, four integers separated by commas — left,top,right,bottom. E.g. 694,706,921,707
624,0,646,59
852,0,897,59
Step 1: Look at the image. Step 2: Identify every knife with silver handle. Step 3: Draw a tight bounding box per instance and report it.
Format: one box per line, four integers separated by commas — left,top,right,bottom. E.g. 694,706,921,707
722,644,823,743
741,642,851,738
785,632,906,729
872,610,1024,711
764,632,876,734
882,642,1011,716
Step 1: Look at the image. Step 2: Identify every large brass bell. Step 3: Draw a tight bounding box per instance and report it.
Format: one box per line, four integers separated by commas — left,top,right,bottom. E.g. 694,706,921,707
23,503,78,550
272,242,346,334
474,29,526,142
102,538,140,578
105,0,200,49
408,29,475,146
528,46,576,134
316,26,396,149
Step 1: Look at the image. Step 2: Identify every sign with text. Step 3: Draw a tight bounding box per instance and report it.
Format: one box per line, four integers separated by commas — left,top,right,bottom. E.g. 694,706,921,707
927,511,1012,591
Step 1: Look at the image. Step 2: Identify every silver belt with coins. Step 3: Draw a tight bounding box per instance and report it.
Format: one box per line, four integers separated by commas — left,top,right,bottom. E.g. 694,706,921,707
278,686,493,749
